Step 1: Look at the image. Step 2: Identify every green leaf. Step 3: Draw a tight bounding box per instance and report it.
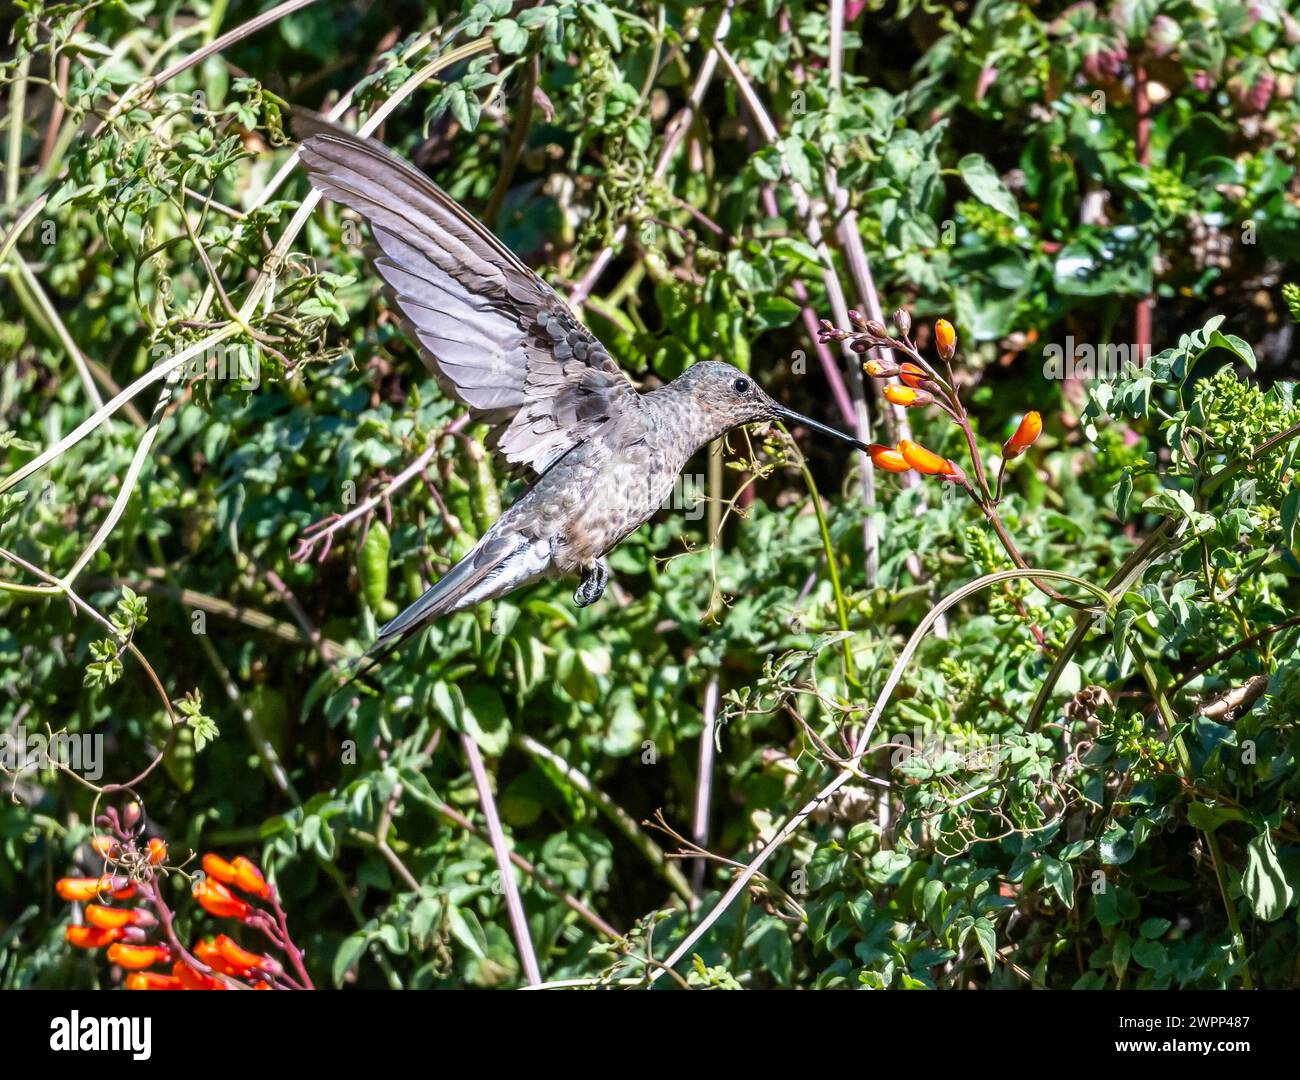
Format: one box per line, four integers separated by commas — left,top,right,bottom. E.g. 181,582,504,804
333,931,370,987
1132,938,1166,970
957,154,1019,219
460,684,510,755
1041,857,1075,908
972,917,997,973
751,296,800,332
492,18,529,55
1205,329,1257,373
1243,830,1294,922
1139,917,1171,939
1187,802,1245,832
449,86,481,132
447,905,488,958
1281,487,1298,551
581,3,621,51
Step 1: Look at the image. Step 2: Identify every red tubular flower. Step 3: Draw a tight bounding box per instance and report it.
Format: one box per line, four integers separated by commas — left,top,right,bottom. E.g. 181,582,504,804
883,385,933,408
66,925,125,949
126,972,182,990
215,934,265,974
898,362,928,389
106,943,171,970
1004,411,1042,458
230,857,271,899
194,879,251,920
867,444,913,473
899,439,961,478
934,319,957,361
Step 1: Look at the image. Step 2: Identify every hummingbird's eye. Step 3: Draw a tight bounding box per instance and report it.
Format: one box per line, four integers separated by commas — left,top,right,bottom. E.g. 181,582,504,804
732,378,750,394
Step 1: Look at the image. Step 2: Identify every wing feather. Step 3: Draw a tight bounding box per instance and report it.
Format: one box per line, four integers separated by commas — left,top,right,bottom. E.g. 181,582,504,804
292,108,643,476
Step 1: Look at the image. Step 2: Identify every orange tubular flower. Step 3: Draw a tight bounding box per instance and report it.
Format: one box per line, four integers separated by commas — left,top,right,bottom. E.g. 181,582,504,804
66,925,124,949
57,876,113,902
201,853,237,885
86,904,154,931
107,943,172,970
230,857,271,899
147,838,168,865
934,319,957,361
1004,411,1042,458
193,939,245,976
126,972,182,991
215,934,265,974
867,444,913,473
173,960,227,990
195,879,251,920
84,904,132,931
899,439,960,478
898,362,928,389
883,385,933,408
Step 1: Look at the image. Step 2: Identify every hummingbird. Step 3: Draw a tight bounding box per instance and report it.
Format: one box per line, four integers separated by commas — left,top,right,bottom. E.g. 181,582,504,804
293,109,870,664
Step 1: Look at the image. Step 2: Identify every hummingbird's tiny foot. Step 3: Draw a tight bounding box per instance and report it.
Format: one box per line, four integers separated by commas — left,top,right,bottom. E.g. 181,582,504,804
573,560,609,608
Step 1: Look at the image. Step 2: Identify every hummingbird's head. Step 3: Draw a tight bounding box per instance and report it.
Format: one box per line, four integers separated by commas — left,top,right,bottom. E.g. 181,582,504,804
676,360,871,452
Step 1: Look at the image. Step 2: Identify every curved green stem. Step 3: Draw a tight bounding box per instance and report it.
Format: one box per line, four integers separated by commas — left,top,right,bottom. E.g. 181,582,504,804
796,455,859,688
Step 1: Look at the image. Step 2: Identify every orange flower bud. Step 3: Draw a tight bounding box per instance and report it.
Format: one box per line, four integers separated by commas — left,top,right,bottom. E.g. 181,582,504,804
106,943,171,970
867,444,913,473
147,838,167,865
84,904,132,931
173,960,227,990
90,836,120,859
87,904,156,931
898,363,928,389
1004,411,1042,458
110,883,137,901
230,857,271,899
194,879,251,920
215,934,264,974
126,971,182,990
252,980,272,990
863,357,899,378
883,385,933,408
57,877,112,903
899,439,960,477
934,319,957,361
66,925,124,949
201,853,237,885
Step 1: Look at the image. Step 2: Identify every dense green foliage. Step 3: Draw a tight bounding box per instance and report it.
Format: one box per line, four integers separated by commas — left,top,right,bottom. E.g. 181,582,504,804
2,0,1298,989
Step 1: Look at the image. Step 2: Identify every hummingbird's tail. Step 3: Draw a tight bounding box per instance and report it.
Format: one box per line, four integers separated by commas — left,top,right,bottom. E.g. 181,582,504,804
347,528,553,683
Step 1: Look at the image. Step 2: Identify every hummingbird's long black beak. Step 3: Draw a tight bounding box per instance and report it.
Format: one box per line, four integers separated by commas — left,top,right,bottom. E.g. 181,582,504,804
773,406,872,453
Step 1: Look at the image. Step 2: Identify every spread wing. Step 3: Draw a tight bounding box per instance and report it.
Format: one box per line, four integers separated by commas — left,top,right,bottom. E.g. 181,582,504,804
292,108,642,477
